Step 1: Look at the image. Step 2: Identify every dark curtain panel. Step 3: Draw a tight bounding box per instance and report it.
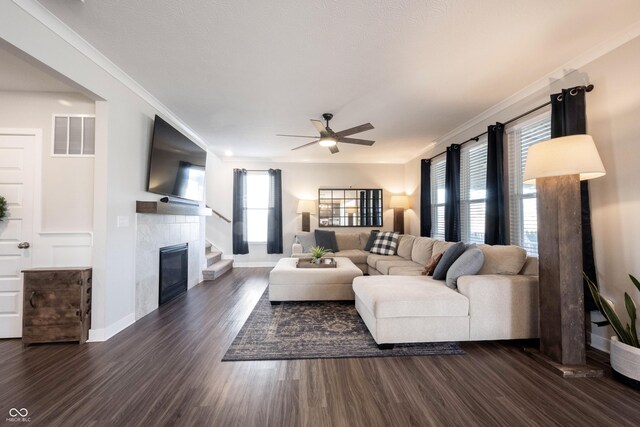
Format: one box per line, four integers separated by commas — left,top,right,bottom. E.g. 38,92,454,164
232,168,249,255
359,191,366,226
550,86,597,310
444,144,461,242
372,190,381,226
267,169,283,254
485,123,506,245
420,159,432,237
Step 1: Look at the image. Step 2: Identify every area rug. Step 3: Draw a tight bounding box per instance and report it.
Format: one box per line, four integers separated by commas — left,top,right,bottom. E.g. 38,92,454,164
222,290,464,361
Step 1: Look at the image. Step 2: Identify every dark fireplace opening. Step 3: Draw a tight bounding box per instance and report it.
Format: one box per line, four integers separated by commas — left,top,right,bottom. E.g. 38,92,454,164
159,243,188,306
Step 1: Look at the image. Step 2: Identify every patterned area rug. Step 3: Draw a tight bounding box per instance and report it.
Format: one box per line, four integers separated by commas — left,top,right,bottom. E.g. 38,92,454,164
222,290,464,361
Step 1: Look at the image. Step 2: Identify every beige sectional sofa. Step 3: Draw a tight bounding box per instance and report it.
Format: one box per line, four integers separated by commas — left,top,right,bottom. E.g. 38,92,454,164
292,231,540,347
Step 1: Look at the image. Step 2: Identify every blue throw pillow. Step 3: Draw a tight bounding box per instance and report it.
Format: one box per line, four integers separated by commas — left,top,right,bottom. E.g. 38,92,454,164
364,230,380,251
432,241,466,280
314,230,339,252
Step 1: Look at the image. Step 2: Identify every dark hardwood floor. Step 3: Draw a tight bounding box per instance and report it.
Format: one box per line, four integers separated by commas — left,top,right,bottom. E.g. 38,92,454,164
1,268,639,426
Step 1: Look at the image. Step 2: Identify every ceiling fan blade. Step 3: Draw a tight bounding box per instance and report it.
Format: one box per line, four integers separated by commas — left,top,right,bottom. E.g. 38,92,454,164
276,134,319,138
291,140,319,151
338,137,375,146
328,144,339,154
310,119,328,136
335,123,374,137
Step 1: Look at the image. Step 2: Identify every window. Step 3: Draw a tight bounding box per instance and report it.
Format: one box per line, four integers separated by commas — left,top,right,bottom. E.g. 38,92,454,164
53,115,95,156
460,138,488,244
246,172,270,243
430,156,446,240
507,112,551,256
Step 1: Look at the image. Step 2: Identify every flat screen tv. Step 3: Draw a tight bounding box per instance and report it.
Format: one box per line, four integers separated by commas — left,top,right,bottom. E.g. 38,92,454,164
147,115,207,202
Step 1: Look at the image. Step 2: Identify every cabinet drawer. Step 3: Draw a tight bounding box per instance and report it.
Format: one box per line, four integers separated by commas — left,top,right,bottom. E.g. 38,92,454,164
24,271,85,289
23,324,82,344
23,289,82,326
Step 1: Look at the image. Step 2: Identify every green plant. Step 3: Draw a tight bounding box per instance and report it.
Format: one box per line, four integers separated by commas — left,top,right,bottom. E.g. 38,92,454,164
309,246,329,263
0,195,7,221
586,273,640,348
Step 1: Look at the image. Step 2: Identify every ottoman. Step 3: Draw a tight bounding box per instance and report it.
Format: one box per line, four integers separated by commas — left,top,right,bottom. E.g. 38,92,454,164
352,275,470,347
269,257,363,302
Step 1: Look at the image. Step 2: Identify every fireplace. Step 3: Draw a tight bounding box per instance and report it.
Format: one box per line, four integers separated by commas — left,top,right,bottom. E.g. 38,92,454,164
159,243,188,305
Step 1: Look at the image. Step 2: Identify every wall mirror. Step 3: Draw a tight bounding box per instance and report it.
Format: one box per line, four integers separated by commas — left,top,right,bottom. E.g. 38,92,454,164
318,188,383,227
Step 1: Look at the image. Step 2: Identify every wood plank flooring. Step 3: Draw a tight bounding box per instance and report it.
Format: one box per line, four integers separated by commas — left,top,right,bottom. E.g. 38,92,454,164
1,267,639,426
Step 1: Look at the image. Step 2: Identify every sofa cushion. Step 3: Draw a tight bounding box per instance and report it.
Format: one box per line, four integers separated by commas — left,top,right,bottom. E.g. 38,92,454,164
370,231,400,255
445,247,485,289
411,237,435,265
519,256,538,276
352,276,469,318
315,230,339,252
367,254,403,269
335,249,369,265
388,266,425,276
375,259,422,275
295,232,316,253
363,230,380,251
477,244,527,275
397,235,416,259
335,233,362,251
423,252,443,276
433,242,466,280
432,240,455,258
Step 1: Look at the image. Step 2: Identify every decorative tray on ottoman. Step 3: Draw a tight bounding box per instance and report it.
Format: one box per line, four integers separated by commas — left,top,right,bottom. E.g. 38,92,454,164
296,257,337,268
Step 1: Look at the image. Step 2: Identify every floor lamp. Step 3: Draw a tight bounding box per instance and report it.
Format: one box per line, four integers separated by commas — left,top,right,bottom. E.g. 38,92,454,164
389,195,409,234
297,200,316,232
523,134,606,376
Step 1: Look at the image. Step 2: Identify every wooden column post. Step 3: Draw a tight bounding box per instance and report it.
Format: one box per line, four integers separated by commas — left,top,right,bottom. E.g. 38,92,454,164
536,174,585,365
393,208,405,234
301,212,310,232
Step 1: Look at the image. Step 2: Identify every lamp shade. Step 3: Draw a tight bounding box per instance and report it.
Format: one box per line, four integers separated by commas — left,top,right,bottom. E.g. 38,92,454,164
296,199,316,214
523,134,606,184
389,195,410,209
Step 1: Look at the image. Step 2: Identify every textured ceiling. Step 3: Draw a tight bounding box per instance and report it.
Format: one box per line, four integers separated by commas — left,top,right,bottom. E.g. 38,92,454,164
37,0,640,163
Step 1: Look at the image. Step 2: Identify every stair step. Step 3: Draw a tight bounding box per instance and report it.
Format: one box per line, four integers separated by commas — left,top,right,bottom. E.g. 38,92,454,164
205,240,213,253
206,250,222,267
203,259,233,281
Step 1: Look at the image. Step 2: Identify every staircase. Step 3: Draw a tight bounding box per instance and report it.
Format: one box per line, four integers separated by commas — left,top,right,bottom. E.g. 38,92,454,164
203,240,233,281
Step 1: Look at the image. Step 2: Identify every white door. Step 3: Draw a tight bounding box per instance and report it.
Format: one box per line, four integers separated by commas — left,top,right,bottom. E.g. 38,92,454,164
0,133,35,338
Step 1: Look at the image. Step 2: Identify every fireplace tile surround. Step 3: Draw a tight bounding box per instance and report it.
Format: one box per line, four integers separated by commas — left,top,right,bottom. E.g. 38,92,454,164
135,213,205,320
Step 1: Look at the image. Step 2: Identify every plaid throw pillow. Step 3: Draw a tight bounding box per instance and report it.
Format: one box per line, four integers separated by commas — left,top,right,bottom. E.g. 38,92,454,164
369,231,400,255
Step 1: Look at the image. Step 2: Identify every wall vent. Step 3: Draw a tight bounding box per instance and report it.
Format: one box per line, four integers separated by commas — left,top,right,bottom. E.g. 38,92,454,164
53,115,95,156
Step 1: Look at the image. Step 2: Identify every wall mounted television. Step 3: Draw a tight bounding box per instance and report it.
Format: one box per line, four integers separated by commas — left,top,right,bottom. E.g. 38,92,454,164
147,115,207,203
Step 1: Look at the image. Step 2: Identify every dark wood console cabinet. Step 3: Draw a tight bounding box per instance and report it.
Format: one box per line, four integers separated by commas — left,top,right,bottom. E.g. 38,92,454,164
22,267,92,345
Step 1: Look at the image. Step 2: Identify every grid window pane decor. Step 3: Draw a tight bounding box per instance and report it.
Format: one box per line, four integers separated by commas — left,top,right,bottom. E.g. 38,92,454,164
53,115,96,156
430,157,446,240
460,137,488,244
507,112,551,256
246,172,270,243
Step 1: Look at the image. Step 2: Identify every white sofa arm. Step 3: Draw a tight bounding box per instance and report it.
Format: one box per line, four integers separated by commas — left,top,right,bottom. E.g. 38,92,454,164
457,274,539,341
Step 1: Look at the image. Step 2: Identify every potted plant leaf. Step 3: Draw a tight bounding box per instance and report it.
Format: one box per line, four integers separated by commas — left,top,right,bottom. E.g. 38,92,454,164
586,274,640,388
309,246,329,264
0,195,7,221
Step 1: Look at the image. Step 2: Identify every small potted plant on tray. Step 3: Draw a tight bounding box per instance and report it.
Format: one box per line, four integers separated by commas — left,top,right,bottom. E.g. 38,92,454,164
309,246,329,264
0,195,7,221
586,274,640,388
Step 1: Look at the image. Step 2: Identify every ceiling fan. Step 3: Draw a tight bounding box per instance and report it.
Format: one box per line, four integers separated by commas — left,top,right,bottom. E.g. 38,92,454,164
277,113,375,154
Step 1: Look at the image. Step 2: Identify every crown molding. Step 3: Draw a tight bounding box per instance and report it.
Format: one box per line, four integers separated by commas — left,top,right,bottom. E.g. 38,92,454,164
12,0,208,149
431,20,640,147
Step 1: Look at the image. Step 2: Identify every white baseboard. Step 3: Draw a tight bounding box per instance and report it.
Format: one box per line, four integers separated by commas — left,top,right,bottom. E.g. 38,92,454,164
88,312,135,342
233,262,277,267
589,333,611,353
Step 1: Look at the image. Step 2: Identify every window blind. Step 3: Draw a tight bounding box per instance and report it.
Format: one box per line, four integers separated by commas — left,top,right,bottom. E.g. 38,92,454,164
430,157,446,240
460,138,488,244
507,113,551,256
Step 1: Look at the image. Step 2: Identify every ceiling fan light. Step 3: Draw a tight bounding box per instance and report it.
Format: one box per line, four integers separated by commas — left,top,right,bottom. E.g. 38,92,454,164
319,136,337,147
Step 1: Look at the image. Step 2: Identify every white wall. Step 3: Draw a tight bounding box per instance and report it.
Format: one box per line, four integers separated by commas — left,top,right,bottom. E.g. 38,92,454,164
0,2,210,340
205,160,406,265
0,91,94,231
410,35,640,348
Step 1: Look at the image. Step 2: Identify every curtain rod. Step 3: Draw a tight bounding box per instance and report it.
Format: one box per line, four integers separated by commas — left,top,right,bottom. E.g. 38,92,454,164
426,84,594,161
